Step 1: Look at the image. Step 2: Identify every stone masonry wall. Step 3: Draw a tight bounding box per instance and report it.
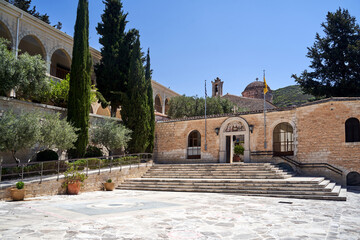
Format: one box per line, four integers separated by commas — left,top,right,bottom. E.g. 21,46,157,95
0,163,152,200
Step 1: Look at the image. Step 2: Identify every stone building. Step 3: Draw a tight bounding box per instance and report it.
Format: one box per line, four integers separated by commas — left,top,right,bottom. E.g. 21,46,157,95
0,0,179,118
154,98,360,186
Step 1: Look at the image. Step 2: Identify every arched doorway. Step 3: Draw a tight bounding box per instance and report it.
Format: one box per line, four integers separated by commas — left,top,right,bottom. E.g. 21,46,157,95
273,122,294,156
219,117,250,163
347,172,360,186
155,94,162,113
50,49,71,79
18,35,46,59
187,130,201,159
0,21,12,49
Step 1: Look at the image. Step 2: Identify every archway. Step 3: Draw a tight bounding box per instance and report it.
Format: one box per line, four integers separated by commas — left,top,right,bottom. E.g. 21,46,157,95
219,117,250,163
347,172,360,186
165,98,170,115
273,122,294,156
0,21,12,49
187,130,201,159
155,94,162,113
50,49,71,79
18,35,46,59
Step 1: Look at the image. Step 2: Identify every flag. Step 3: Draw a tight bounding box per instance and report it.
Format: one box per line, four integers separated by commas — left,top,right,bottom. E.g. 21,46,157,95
263,75,268,94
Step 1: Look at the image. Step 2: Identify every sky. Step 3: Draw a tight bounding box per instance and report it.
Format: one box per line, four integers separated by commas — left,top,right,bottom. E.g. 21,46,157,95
32,0,360,97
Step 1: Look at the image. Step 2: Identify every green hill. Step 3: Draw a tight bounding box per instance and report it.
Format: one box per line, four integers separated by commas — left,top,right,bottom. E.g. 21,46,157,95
273,85,315,108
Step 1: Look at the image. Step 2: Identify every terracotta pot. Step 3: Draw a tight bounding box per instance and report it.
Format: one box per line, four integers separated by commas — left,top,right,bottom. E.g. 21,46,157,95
233,155,241,162
104,182,115,191
10,188,25,201
67,181,81,195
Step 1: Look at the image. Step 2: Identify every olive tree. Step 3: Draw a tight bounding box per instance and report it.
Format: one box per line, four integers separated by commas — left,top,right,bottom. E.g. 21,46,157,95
90,120,132,156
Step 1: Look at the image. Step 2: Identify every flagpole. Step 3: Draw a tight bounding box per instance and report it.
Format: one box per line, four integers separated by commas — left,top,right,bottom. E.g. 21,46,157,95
205,80,207,151
263,70,267,149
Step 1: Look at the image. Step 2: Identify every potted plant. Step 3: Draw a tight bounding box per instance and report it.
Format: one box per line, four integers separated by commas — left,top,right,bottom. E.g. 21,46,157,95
10,181,25,201
233,144,245,162
104,178,115,191
62,166,87,195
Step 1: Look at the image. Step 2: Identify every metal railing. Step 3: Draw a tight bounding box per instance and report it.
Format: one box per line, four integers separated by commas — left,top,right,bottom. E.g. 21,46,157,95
0,153,153,183
250,151,343,176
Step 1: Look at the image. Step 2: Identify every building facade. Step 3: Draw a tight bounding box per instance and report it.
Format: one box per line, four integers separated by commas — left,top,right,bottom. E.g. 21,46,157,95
154,98,360,185
0,0,179,118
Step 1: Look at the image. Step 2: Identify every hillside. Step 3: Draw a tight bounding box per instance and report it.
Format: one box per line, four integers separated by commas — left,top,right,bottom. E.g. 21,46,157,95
273,85,315,108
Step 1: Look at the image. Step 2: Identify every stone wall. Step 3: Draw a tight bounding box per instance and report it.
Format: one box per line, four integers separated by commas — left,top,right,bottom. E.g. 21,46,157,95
0,163,152,200
154,98,360,185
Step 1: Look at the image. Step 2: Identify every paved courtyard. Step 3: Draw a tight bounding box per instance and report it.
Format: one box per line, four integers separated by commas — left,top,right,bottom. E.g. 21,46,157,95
0,188,360,240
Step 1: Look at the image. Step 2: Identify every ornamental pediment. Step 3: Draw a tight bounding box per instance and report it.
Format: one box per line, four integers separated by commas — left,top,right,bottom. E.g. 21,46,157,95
224,121,245,132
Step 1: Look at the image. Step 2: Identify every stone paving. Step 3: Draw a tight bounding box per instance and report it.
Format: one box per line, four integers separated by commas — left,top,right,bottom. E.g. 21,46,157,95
0,188,360,240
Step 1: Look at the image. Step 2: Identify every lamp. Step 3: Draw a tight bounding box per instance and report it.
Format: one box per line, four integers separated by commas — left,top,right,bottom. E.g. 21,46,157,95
215,127,220,135
249,125,254,133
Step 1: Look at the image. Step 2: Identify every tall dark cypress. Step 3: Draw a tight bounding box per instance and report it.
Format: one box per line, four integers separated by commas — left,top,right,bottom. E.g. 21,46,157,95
67,0,92,157
145,49,155,153
121,37,150,153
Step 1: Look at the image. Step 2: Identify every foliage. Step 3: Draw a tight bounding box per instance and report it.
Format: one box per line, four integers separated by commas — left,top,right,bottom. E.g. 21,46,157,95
107,179,112,183
16,181,24,189
36,150,59,162
84,145,103,158
145,48,155,153
273,85,316,107
62,166,87,188
0,111,41,164
0,38,18,96
5,0,60,26
0,39,49,100
168,95,234,118
15,53,50,102
67,0,92,158
234,145,244,156
67,156,139,170
90,119,132,155
292,8,360,98
0,111,78,164
121,37,150,153
38,112,78,156
95,0,138,117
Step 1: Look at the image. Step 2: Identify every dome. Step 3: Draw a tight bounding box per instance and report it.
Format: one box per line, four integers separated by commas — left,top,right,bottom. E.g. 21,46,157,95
243,80,271,92
242,80,273,102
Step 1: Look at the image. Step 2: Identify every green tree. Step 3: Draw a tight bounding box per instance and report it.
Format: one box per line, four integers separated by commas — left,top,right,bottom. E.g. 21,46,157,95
67,0,92,158
95,0,137,117
90,120,132,155
121,37,150,153
145,49,155,153
292,8,360,98
0,38,18,96
0,111,40,164
167,95,235,119
38,112,78,157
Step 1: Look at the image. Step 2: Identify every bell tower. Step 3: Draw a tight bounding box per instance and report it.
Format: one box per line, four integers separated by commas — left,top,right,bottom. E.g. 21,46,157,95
212,77,224,97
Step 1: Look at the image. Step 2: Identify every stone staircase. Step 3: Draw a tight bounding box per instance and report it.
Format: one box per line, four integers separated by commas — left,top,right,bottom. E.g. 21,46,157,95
117,163,346,201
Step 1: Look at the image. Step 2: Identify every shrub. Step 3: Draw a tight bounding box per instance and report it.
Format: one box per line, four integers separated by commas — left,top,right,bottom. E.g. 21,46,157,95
84,145,103,158
36,150,59,162
234,145,244,155
107,179,112,183
62,166,87,188
16,181,24,189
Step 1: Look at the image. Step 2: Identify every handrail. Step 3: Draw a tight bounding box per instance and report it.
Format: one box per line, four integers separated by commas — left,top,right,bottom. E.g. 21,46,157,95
250,151,343,176
0,153,153,183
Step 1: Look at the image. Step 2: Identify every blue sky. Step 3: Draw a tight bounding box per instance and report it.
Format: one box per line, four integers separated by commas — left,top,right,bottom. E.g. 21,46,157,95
32,0,360,97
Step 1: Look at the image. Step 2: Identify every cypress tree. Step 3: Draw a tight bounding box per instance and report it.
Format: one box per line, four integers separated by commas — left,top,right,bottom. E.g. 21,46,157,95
67,0,92,157
145,48,155,153
95,0,137,117
121,37,150,153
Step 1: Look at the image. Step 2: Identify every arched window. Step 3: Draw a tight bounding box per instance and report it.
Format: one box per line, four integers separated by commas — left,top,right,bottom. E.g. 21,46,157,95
345,118,360,142
187,130,201,159
50,49,71,79
18,35,46,60
273,123,294,156
155,95,162,113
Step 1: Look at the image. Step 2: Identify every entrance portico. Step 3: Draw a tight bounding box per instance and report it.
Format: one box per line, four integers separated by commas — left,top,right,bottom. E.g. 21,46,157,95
219,117,250,163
